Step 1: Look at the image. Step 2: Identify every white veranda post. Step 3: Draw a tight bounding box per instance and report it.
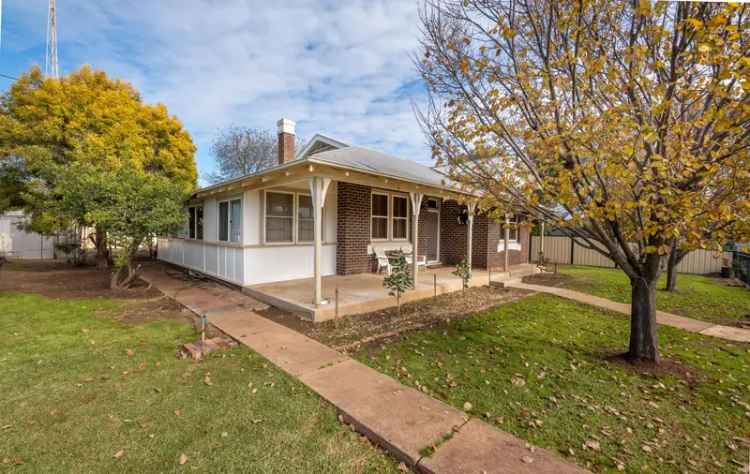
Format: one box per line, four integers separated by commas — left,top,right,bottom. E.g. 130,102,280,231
539,220,545,264
466,201,477,271
409,192,424,287
503,214,511,272
309,176,331,307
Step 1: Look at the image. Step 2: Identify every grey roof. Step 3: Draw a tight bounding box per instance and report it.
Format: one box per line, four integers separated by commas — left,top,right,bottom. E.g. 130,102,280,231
308,146,455,189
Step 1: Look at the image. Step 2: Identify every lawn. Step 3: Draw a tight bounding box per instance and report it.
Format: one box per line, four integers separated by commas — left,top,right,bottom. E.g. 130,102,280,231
355,294,750,473
526,265,750,326
0,292,396,473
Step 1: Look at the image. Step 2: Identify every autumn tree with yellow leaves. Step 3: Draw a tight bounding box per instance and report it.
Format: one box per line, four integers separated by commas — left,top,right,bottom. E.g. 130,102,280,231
417,0,750,362
0,66,197,270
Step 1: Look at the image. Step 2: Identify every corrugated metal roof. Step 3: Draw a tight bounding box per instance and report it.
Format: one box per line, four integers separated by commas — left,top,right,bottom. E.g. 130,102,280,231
308,146,454,189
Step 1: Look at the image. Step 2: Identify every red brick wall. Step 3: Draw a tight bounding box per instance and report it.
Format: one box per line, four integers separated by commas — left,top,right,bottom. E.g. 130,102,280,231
335,190,530,275
336,182,372,275
439,200,467,265
487,222,531,268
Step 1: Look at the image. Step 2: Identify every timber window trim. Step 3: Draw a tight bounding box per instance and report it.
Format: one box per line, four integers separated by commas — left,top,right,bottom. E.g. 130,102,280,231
264,190,320,245
218,198,242,243
188,205,203,240
370,190,409,242
507,215,518,242
391,194,409,241
371,191,389,241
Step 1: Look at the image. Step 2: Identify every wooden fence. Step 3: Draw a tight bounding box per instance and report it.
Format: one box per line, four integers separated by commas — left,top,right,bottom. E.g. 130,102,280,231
529,236,731,275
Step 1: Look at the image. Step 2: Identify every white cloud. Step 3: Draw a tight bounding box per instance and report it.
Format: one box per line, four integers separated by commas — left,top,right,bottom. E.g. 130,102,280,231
4,0,431,182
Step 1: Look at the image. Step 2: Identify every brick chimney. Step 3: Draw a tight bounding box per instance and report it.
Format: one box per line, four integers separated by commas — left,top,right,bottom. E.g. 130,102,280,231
277,118,296,165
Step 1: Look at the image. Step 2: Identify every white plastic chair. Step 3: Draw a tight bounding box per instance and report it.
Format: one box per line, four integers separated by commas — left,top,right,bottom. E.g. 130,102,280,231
375,248,392,275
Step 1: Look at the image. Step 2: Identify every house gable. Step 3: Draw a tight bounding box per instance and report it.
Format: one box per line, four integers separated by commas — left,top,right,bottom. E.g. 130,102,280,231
296,134,349,160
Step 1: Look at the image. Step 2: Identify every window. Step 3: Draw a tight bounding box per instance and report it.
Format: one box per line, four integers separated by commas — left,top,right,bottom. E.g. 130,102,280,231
371,191,409,241
371,193,389,240
219,198,242,243
297,195,314,242
265,192,294,243
230,199,242,242
219,202,229,241
188,206,203,240
506,215,518,242
392,195,408,240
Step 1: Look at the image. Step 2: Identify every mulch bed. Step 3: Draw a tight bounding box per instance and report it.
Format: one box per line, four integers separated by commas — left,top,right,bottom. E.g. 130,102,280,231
522,271,573,287
0,259,162,299
259,284,534,351
1,259,190,326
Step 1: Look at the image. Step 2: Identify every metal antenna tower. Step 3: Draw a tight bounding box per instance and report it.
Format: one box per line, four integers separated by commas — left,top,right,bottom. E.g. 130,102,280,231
45,0,59,78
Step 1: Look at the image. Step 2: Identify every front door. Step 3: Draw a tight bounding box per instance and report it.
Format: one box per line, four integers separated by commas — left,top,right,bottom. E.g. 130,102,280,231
422,206,439,263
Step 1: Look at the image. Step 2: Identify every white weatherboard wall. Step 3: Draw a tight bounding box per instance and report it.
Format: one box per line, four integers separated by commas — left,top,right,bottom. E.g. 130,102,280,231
158,181,338,286
530,236,731,275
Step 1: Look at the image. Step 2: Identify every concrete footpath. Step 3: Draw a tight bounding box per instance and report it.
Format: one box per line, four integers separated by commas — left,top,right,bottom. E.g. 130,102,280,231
505,281,750,343
142,266,586,474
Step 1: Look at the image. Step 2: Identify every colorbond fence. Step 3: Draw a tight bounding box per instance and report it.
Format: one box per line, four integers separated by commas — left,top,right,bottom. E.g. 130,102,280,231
529,236,731,275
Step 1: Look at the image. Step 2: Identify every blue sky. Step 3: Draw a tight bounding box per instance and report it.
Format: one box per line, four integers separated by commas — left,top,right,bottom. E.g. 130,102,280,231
0,0,431,185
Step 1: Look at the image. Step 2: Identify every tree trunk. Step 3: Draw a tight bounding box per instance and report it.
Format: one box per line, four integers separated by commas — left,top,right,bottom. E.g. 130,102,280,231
94,227,110,269
628,275,659,362
110,266,125,289
664,245,679,292
665,262,677,292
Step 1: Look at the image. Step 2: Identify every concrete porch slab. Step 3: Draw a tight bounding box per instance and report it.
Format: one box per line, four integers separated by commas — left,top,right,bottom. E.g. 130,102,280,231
246,264,538,322
300,358,468,466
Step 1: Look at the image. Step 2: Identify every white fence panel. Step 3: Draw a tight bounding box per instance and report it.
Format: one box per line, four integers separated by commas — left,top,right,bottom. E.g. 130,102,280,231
530,236,729,275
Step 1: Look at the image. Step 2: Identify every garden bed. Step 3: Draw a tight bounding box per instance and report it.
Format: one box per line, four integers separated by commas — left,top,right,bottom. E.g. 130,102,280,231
259,284,532,350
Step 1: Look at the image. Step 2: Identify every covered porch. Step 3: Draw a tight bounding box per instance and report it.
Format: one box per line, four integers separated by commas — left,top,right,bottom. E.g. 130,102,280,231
243,263,537,321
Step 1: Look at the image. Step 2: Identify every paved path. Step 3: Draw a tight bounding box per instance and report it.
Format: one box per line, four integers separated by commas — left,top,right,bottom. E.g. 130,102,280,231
505,281,750,343
142,265,586,474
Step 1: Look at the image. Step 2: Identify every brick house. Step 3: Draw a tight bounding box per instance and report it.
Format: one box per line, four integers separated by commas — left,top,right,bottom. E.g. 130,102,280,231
158,118,530,305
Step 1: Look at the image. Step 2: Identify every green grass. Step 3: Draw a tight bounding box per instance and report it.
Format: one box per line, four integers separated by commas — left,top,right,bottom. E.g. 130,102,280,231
541,265,750,325
0,292,396,473
355,294,750,473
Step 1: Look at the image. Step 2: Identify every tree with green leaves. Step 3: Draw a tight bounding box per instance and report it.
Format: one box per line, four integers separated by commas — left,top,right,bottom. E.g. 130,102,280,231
418,0,750,362
0,66,197,268
452,258,472,291
383,255,413,315
53,164,186,288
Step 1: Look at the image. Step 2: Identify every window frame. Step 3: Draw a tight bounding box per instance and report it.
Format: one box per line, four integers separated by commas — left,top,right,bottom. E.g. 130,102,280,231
506,215,518,242
264,190,295,244
296,193,315,243
263,190,322,245
370,191,390,241
218,197,242,243
370,190,410,242
187,205,203,240
391,194,409,241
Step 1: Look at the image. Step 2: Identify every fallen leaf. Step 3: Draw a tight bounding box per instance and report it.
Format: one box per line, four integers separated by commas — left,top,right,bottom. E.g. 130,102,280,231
521,455,534,464
126,349,135,357
179,454,188,465
114,450,124,459
584,440,601,451
463,402,473,412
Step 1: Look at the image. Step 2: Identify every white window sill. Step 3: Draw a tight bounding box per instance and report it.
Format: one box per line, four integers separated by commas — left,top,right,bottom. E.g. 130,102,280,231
497,241,522,252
